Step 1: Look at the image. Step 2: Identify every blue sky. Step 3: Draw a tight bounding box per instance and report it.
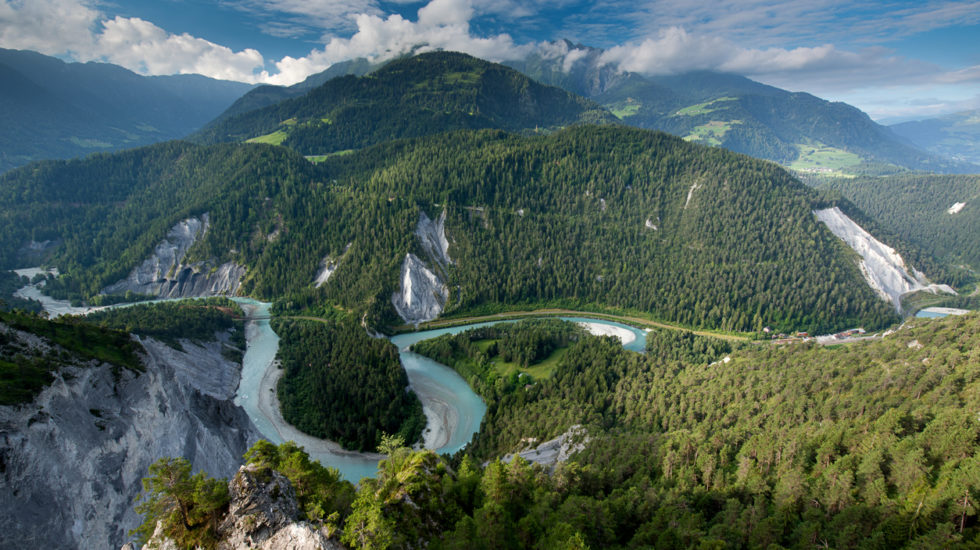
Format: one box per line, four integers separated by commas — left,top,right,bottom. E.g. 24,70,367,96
1,0,978,121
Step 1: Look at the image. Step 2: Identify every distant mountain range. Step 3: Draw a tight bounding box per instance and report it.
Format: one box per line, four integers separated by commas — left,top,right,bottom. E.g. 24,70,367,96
890,110,980,166
505,41,977,174
0,48,253,173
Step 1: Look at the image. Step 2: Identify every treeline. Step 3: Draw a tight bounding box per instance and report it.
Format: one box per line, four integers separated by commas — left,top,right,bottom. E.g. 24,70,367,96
0,309,142,404
82,298,244,353
411,319,584,399
272,318,425,452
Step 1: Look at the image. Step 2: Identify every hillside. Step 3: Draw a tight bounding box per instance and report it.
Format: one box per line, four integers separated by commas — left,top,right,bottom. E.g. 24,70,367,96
506,42,975,174
890,110,980,166
193,51,616,156
817,173,980,273
0,125,908,334
0,48,252,173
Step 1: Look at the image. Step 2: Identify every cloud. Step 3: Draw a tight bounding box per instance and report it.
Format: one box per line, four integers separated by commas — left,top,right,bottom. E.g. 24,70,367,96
225,0,382,35
0,0,99,56
625,0,980,49
594,27,946,97
263,0,534,85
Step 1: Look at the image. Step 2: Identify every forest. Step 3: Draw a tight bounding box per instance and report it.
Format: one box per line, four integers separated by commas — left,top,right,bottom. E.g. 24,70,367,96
272,317,426,452
81,297,244,352
411,319,585,401
816,172,980,273
138,312,980,549
194,51,614,154
0,124,916,335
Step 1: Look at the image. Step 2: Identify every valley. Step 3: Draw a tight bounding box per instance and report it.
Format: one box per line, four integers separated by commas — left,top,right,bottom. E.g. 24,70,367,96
0,37,978,549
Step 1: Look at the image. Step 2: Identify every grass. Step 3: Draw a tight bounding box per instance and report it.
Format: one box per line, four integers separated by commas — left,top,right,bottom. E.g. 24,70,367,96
306,149,355,163
69,137,113,148
608,101,641,119
673,97,736,117
246,129,289,145
684,120,738,146
788,143,862,172
472,339,567,380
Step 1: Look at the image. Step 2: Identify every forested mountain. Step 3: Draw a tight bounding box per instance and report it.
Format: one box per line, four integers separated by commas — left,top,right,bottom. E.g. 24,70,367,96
206,58,376,124
0,48,252,173
816,173,980,272
0,124,908,334
505,41,975,174
890,110,980,166
193,51,616,156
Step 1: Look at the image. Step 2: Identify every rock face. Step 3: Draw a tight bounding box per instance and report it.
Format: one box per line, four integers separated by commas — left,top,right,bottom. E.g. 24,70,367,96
0,331,259,549
392,210,454,324
102,214,245,298
415,210,452,269
144,464,342,550
392,253,449,325
501,425,589,470
814,207,956,311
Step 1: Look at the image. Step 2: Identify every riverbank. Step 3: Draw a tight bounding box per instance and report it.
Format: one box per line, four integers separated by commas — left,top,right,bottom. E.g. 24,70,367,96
399,308,751,342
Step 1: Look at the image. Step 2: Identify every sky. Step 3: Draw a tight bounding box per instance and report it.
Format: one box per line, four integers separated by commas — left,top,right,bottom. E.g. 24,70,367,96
1,0,978,122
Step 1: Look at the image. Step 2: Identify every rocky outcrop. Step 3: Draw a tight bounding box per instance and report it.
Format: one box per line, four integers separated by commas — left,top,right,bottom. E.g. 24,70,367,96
102,214,245,299
0,332,259,549
392,253,449,325
415,210,452,269
143,464,343,550
314,243,351,288
501,425,589,470
392,210,454,325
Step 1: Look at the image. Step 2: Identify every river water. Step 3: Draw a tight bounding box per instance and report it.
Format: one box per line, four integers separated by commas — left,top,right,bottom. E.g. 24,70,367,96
11,273,645,482
232,302,647,481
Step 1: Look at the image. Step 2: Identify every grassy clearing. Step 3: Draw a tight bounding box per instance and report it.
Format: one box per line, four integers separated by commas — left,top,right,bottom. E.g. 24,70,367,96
473,338,567,380
246,129,289,145
674,97,736,117
306,149,355,164
684,120,737,146
70,137,113,148
789,143,862,172
608,101,641,119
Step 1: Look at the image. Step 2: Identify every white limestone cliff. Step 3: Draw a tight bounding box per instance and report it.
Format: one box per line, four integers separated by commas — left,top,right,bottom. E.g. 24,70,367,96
0,330,259,549
814,207,955,311
102,214,245,298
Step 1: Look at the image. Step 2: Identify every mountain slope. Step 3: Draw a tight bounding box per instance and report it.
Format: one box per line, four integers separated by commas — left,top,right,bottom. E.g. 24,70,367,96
0,48,252,173
207,57,377,124
817,173,980,273
507,42,975,173
194,51,616,156
0,125,905,334
890,110,980,166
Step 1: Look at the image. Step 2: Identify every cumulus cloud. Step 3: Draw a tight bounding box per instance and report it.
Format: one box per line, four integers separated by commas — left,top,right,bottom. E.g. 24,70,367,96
264,0,534,85
97,17,266,81
0,0,99,56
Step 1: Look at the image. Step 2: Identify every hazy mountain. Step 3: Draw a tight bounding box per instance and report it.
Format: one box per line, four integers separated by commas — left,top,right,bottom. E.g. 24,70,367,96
890,110,980,166
207,57,377,124
0,48,253,173
505,41,976,174
194,51,616,155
